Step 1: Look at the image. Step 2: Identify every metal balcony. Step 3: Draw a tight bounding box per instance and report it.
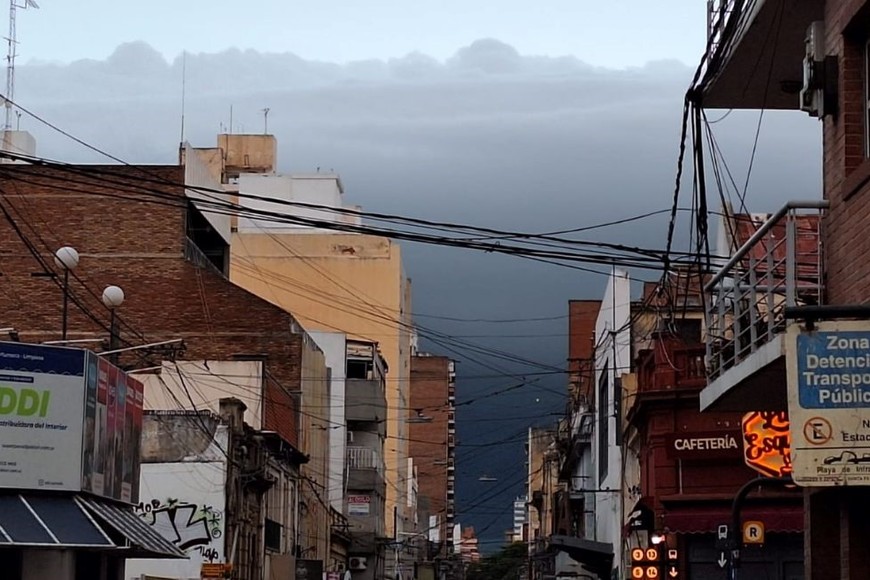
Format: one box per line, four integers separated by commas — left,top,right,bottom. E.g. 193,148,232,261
347,446,384,474
699,0,823,109
702,201,827,411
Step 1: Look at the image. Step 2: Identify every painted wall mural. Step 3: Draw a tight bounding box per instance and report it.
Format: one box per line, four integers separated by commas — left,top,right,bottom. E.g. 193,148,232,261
125,461,227,580
135,498,224,562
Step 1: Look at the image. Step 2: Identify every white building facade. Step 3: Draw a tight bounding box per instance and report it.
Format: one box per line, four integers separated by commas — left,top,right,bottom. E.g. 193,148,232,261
591,268,631,578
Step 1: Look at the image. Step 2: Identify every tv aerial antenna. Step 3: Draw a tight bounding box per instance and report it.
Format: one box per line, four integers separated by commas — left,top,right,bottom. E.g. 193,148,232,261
4,0,38,131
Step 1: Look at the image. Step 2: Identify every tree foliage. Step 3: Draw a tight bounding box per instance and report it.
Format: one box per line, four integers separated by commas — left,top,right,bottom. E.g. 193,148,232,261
466,542,527,580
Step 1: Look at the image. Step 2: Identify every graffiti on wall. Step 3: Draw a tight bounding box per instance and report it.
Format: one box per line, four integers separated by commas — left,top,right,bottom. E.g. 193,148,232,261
135,498,224,562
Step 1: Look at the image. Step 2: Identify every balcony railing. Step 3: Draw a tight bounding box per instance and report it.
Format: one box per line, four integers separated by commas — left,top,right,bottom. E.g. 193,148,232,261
705,201,827,381
184,236,225,278
347,446,384,475
636,342,707,394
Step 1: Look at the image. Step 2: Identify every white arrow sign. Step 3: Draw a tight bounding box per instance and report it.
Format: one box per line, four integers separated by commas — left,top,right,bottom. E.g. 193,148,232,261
668,566,679,578
717,553,727,569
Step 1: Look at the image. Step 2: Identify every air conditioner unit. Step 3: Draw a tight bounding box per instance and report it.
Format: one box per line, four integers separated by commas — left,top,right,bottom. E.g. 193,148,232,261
349,557,367,571
800,21,826,117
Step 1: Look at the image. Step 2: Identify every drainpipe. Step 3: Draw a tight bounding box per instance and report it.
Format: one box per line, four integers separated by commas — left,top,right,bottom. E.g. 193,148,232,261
728,475,794,579
294,477,301,556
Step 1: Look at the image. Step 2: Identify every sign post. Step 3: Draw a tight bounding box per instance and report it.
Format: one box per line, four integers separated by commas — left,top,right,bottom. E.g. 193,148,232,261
786,322,870,486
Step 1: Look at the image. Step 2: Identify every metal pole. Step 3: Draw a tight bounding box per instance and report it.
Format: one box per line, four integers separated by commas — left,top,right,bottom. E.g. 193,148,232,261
729,475,794,579
109,309,119,365
61,269,69,341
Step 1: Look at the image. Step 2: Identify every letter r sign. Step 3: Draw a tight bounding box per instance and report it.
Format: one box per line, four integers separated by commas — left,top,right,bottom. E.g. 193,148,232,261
742,521,765,545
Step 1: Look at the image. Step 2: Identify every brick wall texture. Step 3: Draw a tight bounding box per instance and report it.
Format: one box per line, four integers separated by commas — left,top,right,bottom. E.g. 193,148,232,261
0,164,308,447
409,355,451,535
824,1,870,304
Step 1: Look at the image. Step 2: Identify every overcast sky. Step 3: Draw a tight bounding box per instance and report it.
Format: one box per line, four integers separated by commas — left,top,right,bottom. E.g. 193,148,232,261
9,2,823,551
21,1,706,69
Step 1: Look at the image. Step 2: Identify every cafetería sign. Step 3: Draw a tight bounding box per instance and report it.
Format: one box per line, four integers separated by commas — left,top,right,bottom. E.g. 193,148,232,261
665,431,742,459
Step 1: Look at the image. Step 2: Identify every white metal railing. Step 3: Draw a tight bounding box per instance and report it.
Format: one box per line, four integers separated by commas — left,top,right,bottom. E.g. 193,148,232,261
346,446,384,474
705,201,828,381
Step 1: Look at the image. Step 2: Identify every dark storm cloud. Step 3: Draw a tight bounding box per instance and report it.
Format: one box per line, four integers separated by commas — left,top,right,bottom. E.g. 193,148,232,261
15,39,822,547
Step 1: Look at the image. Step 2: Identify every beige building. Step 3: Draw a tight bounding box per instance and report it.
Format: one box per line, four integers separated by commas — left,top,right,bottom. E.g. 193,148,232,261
231,201,413,541
183,134,413,540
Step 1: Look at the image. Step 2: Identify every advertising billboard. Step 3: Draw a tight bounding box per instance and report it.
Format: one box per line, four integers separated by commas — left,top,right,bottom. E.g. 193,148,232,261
0,342,144,501
786,321,870,486
0,342,86,491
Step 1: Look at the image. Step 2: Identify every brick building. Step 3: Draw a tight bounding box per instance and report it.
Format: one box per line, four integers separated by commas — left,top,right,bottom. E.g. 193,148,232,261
409,354,456,559
0,163,310,444
0,161,336,566
625,275,803,579
695,2,870,577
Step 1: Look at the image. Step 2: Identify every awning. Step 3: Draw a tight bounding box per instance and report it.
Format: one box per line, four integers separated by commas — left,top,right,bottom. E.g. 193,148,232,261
548,535,613,579
0,492,185,558
78,495,186,558
0,494,114,548
662,503,803,534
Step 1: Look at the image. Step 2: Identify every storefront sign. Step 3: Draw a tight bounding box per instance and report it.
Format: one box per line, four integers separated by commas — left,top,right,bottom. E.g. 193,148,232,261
347,494,371,515
665,431,741,459
0,343,143,502
786,322,870,486
742,411,792,478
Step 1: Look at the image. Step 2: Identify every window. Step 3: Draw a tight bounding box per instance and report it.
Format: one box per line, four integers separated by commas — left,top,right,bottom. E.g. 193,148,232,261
347,359,372,379
598,363,609,483
674,319,702,344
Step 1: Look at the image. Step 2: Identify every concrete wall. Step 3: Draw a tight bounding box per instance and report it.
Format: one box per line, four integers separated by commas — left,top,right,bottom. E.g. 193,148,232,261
127,415,228,579
310,331,348,512
299,334,332,563
126,461,228,580
140,360,264,428
183,142,232,243
231,230,411,537
236,173,358,233
218,133,277,175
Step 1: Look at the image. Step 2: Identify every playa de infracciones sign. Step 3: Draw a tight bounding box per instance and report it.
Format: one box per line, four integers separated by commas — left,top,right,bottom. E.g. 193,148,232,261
786,321,870,486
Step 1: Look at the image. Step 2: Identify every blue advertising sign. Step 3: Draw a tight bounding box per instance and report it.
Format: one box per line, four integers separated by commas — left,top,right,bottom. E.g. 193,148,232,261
787,323,870,486
797,331,870,408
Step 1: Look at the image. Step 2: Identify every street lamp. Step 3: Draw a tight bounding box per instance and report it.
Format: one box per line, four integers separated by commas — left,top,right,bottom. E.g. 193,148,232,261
54,246,79,341
102,285,124,363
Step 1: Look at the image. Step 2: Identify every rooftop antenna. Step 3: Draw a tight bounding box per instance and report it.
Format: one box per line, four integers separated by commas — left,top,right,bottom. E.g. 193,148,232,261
4,0,38,132
262,107,270,134
229,104,233,134
179,50,187,145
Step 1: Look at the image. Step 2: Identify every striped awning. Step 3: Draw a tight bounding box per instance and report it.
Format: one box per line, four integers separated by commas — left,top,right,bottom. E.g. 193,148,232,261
0,492,185,559
77,495,186,558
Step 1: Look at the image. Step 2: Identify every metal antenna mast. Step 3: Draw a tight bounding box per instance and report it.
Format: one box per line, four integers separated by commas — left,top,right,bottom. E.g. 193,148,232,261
4,0,39,131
